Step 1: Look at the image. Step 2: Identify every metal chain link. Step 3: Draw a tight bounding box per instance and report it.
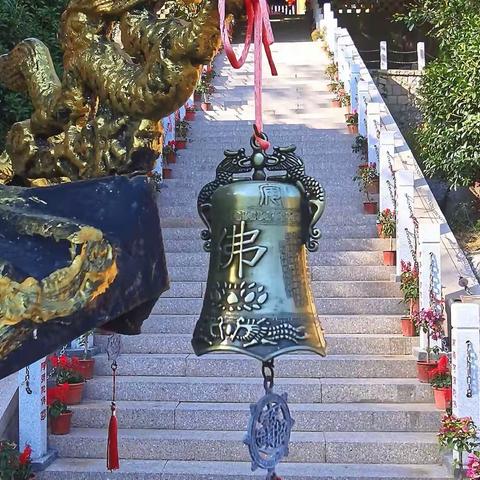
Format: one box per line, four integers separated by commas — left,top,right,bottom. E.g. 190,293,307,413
386,151,398,211
404,228,418,265
405,193,419,267
24,366,32,395
386,180,396,209
466,340,473,398
262,360,275,394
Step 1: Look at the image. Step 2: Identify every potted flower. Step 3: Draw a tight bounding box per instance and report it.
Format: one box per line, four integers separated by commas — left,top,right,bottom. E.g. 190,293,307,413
400,261,419,315
196,70,215,111
175,120,189,150
75,330,95,380
352,134,368,164
429,355,452,410
353,163,379,214
0,441,34,479
325,61,338,81
400,311,417,337
185,105,196,122
345,110,358,135
327,80,342,93
50,354,85,405
438,414,478,478
413,304,445,382
48,384,73,435
467,452,480,479
377,208,396,265
163,141,176,165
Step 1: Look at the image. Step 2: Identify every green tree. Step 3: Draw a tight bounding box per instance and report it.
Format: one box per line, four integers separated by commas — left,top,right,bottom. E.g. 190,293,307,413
0,0,67,150
399,0,480,188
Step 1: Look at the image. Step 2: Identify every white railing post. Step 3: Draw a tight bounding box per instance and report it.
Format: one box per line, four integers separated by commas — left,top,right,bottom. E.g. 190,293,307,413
380,41,388,70
379,131,395,213
358,81,370,137
395,170,415,277
417,42,426,72
418,223,443,352
327,19,338,54
18,358,49,462
343,47,353,96
366,102,381,165
451,303,480,427
350,63,361,113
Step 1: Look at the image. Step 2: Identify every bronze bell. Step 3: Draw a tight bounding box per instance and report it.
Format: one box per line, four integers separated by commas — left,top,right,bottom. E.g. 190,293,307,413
192,138,327,361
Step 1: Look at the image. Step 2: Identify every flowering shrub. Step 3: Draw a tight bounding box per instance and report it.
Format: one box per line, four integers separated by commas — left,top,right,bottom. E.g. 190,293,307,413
345,110,358,126
438,414,478,453
429,355,451,388
325,62,338,81
467,453,480,479
0,441,33,480
162,141,176,156
352,135,368,162
50,354,84,384
377,208,396,238
413,307,445,341
400,261,419,302
47,384,70,418
353,163,378,201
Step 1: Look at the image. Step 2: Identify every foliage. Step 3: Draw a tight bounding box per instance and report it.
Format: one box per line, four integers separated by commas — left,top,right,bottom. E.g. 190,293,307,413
438,414,478,455
311,28,325,42
400,260,419,302
163,141,176,155
176,120,190,139
397,0,480,188
353,163,378,201
47,384,70,418
325,62,338,81
413,305,445,341
0,0,68,150
352,135,368,162
345,111,358,126
0,441,32,480
50,354,84,385
429,355,451,389
467,453,480,479
377,208,396,238
195,68,216,100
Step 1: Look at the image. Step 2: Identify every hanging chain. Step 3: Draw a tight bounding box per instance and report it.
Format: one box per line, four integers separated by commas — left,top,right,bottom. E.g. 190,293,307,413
386,180,396,209
24,366,32,395
262,360,275,394
404,228,418,265
373,118,381,139
374,144,379,161
405,193,419,268
466,341,473,398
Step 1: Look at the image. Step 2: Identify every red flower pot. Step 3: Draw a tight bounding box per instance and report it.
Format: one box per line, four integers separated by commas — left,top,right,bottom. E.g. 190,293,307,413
376,224,383,238
201,102,213,112
383,250,396,266
50,411,73,435
347,124,359,135
185,111,196,121
175,140,187,150
401,316,417,337
366,178,380,195
433,387,452,410
416,361,438,383
363,202,378,214
193,92,201,103
410,298,420,316
166,152,176,164
163,168,173,179
358,163,369,170
63,382,85,405
76,358,95,380
331,100,341,108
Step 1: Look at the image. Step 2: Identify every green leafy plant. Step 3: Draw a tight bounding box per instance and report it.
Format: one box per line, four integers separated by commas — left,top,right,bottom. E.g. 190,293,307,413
311,28,325,42
345,110,358,126
325,62,338,81
47,384,70,418
175,120,190,139
353,163,378,201
0,441,33,480
397,0,480,188
429,356,451,389
400,260,419,303
352,135,368,162
377,208,396,238
50,354,84,385
0,0,68,151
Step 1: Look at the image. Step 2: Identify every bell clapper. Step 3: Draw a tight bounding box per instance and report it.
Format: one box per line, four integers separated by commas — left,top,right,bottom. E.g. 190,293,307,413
244,360,293,480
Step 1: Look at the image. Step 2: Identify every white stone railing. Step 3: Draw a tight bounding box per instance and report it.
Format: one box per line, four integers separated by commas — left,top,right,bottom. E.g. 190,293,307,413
318,2,480,427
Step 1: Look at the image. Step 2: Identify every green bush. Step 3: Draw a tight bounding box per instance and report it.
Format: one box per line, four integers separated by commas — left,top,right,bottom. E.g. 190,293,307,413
0,0,67,150
399,0,480,188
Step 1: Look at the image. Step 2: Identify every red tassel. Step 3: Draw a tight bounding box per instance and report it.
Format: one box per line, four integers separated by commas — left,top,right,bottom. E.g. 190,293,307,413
107,402,119,471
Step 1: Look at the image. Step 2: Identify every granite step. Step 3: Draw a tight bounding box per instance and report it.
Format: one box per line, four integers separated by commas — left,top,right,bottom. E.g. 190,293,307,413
92,353,418,378
140,314,404,335
38,459,451,480
48,428,441,464
152,297,406,315
84,376,433,404
71,401,440,432
95,333,416,356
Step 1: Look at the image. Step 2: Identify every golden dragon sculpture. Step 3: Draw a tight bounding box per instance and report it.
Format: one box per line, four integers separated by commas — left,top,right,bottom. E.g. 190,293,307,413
0,0,241,185
0,0,241,378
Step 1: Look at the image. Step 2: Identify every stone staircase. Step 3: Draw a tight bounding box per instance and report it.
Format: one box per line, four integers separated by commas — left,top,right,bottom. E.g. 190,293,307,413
39,34,450,479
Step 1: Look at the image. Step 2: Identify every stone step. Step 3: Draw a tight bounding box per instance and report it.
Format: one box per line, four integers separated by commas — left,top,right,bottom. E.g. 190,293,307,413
164,251,386,267
93,353,418,378
162,281,400,299
140,314,403,335
152,297,406,315
95,333,416,356
166,265,395,282
162,238,394,253
84,377,433,404
38,459,451,480
48,428,441,465
71,400,440,432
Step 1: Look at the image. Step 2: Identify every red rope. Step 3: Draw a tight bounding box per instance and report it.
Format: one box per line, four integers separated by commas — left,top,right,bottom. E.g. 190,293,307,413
218,0,278,150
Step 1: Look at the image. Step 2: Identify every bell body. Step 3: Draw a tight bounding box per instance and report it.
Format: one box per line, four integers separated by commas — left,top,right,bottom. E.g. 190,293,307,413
192,180,326,361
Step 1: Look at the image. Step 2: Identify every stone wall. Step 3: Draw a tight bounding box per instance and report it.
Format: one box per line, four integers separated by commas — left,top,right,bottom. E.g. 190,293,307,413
371,69,422,132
